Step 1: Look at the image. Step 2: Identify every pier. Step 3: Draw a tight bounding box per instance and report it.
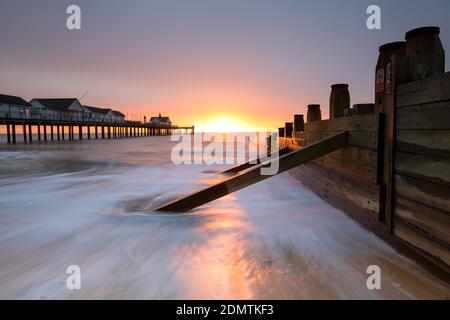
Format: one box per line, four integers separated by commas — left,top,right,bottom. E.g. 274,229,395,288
0,118,194,144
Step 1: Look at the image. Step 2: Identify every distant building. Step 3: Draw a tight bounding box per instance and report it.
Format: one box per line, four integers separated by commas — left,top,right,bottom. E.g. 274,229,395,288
83,105,113,122
30,98,86,120
111,110,126,123
0,93,31,118
150,113,171,127
3,94,127,123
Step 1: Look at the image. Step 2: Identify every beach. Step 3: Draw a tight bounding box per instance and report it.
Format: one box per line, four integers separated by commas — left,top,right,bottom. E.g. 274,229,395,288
0,136,448,299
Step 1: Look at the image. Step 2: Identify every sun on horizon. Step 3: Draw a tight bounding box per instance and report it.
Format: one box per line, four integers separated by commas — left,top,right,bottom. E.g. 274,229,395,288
194,115,267,133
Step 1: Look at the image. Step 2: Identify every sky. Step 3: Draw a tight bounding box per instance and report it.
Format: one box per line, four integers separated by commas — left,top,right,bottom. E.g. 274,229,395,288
1,0,449,131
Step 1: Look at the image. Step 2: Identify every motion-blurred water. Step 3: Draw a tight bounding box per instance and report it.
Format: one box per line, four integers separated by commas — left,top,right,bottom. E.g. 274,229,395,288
0,136,448,299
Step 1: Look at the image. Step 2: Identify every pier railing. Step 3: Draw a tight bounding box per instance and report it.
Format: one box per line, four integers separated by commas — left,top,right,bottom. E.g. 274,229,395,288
0,117,194,144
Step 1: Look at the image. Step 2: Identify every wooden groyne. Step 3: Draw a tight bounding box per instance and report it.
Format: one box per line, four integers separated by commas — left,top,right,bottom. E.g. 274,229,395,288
157,132,348,212
0,118,194,143
280,26,450,279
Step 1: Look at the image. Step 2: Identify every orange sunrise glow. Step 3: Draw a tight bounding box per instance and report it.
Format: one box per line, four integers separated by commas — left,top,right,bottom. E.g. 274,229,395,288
195,115,264,133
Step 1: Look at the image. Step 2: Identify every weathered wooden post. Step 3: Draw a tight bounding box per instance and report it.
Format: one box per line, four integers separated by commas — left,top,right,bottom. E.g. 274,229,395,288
43,125,47,142
307,104,322,122
375,41,406,113
57,125,60,141
285,122,293,138
12,125,16,144
108,126,111,139
294,114,305,132
278,127,285,138
375,39,410,228
23,124,27,143
37,125,41,141
28,124,33,143
405,26,445,82
87,126,91,139
6,124,11,144
329,84,350,119
79,125,83,140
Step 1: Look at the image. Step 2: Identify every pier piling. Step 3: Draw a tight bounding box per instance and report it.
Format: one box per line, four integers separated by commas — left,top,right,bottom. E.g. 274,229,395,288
6,124,11,144
28,125,32,143
1,118,193,144
23,124,27,143
12,125,16,144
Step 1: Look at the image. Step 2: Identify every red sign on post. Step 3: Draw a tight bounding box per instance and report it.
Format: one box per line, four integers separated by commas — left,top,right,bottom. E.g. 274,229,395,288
386,63,392,94
376,68,385,93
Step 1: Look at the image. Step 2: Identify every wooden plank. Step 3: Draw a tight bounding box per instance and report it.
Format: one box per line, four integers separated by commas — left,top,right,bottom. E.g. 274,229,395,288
397,101,450,130
302,163,379,211
395,151,450,185
305,114,379,132
157,131,348,212
394,219,450,266
290,166,450,276
396,195,450,245
313,154,377,183
396,72,450,107
326,147,377,165
396,130,450,158
306,130,378,150
395,174,450,213
222,147,291,173
290,165,379,217
305,162,379,201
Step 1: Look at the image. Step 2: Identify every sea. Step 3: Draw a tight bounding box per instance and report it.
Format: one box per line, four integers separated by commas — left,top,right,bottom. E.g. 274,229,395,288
0,134,448,299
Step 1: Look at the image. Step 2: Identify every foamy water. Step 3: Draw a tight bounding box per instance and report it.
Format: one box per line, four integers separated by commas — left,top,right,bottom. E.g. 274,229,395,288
0,136,448,299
